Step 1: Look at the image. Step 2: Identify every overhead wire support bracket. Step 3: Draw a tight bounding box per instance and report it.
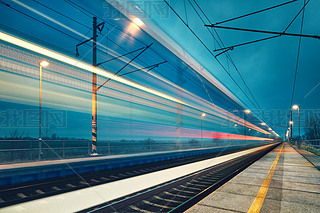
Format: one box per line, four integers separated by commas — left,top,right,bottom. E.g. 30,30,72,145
96,43,153,91
214,47,233,57
76,37,93,56
213,0,298,26
118,61,168,77
96,21,104,33
214,35,280,52
96,46,145,66
75,20,104,57
205,25,320,39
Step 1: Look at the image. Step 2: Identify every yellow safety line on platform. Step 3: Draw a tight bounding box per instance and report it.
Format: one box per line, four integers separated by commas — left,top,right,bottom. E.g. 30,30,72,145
247,143,284,213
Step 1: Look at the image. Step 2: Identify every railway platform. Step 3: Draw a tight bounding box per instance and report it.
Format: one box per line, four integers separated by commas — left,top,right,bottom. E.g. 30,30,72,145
188,143,320,213
0,143,263,186
0,143,277,212
0,146,226,186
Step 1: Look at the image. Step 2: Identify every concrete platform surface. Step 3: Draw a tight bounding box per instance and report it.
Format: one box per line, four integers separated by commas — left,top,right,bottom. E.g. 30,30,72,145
188,143,320,213
0,144,263,186
293,147,320,170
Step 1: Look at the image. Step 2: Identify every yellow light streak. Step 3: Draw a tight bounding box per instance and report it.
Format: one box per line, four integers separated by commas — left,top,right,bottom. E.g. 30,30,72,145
0,31,189,107
0,31,272,135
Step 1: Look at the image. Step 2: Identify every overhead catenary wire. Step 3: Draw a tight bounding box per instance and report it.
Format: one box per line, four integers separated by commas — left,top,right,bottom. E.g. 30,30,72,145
63,0,92,19
9,0,214,103
290,0,306,107
195,0,314,128
191,0,239,68
213,35,280,52
283,0,310,33
206,25,319,39
2,0,269,126
2,0,211,102
202,0,312,52
78,27,92,43
211,0,311,53
62,0,230,101
163,0,262,114
32,0,140,56
12,0,158,68
0,1,150,78
189,0,267,121
0,1,82,42
65,0,264,120
64,0,147,46
214,0,299,26
59,0,267,122
31,0,89,28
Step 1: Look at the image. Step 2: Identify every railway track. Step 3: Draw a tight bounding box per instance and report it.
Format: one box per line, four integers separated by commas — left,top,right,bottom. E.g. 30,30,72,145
80,143,278,213
0,145,265,208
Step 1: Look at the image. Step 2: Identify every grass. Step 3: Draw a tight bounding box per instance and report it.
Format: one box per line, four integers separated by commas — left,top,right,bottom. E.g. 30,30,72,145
301,146,320,156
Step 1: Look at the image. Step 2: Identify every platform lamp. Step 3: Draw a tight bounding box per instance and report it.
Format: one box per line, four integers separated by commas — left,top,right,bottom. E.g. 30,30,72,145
289,120,294,145
201,113,206,148
244,110,251,143
39,60,49,160
292,105,300,149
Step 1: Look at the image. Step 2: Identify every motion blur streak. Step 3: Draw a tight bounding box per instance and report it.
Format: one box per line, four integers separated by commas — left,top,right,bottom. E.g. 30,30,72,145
12,0,85,39
145,71,270,135
0,31,273,138
12,0,260,135
136,127,273,141
0,30,189,107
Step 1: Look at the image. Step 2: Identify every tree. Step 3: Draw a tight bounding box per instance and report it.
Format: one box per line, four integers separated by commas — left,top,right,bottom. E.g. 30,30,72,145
144,138,155,151
304,113,320,140
9,129,25,139
188,139,199,147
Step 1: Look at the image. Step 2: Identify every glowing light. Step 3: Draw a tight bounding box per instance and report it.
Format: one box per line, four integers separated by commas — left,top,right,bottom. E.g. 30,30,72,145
292,105,299,110
39,60,49,67
244,109,251,114
0,31,189,107
0,30,273,136
289,121,293,125
201,113,206,117
138,127,274,141
133,18,144,27
261,122,266,126
268,128,272,131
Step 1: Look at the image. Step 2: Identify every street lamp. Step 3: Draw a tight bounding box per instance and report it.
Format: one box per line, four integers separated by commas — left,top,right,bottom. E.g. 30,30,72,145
38,60,49,160
286,130,289,141
201,113,206,147
292,104,300,149
133,18,144,27
244,109,251,142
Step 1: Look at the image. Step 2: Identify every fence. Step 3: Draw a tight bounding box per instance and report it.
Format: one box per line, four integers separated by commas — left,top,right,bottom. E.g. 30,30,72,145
301,139,320,154
0,139,270,163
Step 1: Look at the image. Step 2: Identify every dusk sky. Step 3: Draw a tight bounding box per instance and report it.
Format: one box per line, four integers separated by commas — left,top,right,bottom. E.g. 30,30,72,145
0,0,319,140
142,0,320,119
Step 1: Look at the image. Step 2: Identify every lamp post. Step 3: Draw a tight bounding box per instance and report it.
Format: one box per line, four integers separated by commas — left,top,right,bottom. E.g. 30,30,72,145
292,105,300,149
38,60,49,160
289,120,294,145
201,113,206,148
244,109,251,143
285,130,289,141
